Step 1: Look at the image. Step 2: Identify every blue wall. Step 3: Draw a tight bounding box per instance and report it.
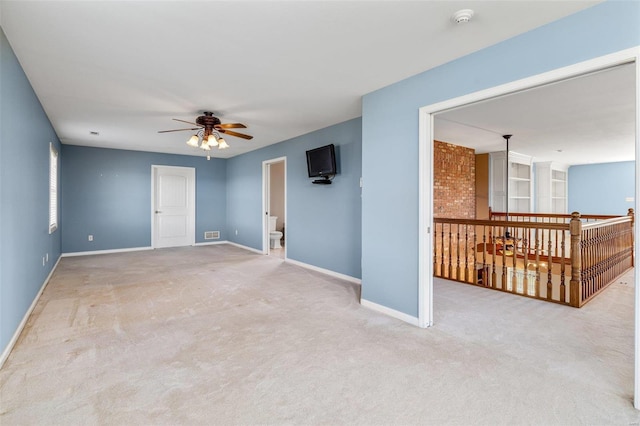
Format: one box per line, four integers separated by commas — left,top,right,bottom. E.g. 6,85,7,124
226,118,362,279
361,1,640,317
0,27,62,354
62,146,226,253
568,161,635,216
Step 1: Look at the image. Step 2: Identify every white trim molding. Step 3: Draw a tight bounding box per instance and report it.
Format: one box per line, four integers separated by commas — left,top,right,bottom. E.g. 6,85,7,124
225,241,265,255
361,299,420,327
284,258,362,285
62,246,153,257
0,257,62,369
633,47,640,412
194,240,228,247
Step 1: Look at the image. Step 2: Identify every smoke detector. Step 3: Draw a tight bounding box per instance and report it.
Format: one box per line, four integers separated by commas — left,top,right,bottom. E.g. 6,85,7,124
452,9,474,24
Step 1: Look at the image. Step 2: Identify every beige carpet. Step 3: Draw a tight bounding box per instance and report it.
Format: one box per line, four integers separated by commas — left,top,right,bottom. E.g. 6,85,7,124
0,244,638,425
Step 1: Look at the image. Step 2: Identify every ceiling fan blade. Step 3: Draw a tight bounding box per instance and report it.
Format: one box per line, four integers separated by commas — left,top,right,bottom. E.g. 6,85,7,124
158,127,201,133
215,123,247,129
172,118,200,126
219,129,253,140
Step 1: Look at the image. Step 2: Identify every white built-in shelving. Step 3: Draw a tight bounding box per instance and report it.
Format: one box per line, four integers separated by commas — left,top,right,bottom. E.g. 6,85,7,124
489,151,532,213
535,162,568,213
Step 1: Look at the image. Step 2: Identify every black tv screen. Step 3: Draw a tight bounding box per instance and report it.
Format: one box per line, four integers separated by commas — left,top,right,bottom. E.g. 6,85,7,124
306,144,336,177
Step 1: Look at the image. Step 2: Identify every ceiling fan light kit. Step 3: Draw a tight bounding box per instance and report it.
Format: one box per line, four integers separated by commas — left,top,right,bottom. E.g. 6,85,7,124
187,134,199,148
207,134,218,147
218,138,229,149
158,111,252,158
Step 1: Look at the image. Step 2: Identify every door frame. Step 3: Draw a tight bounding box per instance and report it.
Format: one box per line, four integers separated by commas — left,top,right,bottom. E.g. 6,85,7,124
151,165,196,248
262,157,287,256
418,47,640,407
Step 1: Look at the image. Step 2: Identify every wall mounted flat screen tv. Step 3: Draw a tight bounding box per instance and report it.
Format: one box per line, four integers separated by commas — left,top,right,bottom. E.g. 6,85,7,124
306,144,337,179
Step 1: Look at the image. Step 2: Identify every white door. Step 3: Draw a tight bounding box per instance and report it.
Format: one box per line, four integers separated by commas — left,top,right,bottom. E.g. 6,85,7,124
152,166,195,248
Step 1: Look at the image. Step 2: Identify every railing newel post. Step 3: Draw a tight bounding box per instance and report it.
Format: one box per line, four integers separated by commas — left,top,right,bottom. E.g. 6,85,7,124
570,212,582,307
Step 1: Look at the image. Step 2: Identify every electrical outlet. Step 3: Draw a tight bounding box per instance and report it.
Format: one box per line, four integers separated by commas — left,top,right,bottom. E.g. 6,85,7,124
42,256,45,266
235,229,238,235
46,253,49,262
88,235,93,241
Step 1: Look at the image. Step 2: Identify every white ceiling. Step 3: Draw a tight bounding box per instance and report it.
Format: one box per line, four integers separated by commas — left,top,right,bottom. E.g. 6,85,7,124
0,1,610,160
434,63,636,165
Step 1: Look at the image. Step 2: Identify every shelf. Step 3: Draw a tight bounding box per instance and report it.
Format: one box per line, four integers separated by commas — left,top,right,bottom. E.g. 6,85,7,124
535,162,567,214
490,151,533,213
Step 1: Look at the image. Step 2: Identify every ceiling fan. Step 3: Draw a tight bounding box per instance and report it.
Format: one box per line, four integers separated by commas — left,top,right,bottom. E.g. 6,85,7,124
158,111,252,152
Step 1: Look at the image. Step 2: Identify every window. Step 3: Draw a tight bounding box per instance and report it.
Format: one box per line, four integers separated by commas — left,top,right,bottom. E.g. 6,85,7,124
49,143,58,234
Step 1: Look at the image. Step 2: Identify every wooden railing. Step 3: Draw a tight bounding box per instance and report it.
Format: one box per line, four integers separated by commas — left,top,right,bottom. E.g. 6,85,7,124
574,212,635,306
489,209,622,224
433,209,634,307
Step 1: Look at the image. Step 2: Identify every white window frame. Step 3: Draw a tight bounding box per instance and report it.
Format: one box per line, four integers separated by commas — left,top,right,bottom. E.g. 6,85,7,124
49,143,58,234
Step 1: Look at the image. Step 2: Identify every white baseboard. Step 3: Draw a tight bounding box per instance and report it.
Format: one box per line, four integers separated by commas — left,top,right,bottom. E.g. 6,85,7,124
194,240,227,246
284,258,362,285
62,246,153,257
0,256,62,369
225,241,264,255
360,298,420,327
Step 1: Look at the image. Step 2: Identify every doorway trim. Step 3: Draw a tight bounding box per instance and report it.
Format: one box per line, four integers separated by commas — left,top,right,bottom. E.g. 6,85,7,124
262,156,287,256
151,165,196,248
418,46,640,407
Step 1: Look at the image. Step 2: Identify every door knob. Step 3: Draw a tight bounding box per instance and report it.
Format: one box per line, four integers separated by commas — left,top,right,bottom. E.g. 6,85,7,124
155,210,162,214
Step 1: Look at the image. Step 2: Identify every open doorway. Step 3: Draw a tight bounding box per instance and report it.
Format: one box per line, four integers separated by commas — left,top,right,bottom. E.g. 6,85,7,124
262,157,286,258
431,62,636,299
419,48,640,407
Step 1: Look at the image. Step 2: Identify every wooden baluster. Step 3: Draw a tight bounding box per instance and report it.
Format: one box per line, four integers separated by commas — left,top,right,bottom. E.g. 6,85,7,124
456,224,461,281
471,225,477,284
433,223,437,276
464,225,469,283
599,227,604,293
482,227,488,287
502,230,507,292
600,227,606,291
512,227,518,294
601,226,607,291
491,231,497,289
522,234,530,296
589,227,595,299
560,230,566,304
440,223,444,278
590,228,596,299
583,227,590,302
570,212,582,307
448,225,452,279
547,235,553,300
594,227,600,296
535,228,541,298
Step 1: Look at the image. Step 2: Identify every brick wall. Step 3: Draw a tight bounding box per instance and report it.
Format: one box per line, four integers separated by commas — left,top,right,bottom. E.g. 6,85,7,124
434,140,475,218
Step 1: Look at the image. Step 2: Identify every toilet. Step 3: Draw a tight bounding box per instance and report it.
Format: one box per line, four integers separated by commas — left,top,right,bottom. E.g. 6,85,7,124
269,216,283,249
